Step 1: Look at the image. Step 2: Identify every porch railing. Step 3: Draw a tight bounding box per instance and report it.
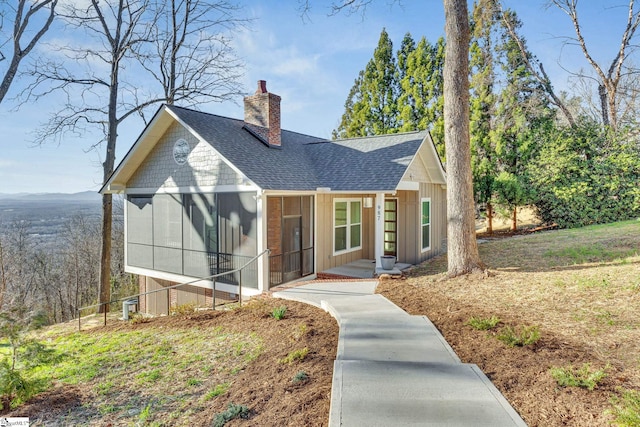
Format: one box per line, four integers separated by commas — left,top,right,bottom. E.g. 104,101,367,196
268,247,314,287
76,249,270,331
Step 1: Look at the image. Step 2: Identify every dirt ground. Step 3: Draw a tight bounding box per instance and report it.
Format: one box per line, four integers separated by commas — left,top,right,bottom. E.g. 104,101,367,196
7,298,339,426
377,278,619,426
9,217,638,426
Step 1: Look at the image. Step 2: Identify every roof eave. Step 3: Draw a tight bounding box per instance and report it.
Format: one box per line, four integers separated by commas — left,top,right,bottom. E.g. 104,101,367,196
100,105,173,194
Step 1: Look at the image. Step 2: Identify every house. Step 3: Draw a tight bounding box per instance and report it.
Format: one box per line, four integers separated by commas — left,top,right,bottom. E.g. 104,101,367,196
101,80,447,315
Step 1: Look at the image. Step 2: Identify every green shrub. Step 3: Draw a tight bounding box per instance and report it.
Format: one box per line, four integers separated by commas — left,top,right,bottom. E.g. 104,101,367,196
280,347,309,364
550,363,607,391
171,302,198,316
496,325,540,347
610,389,640,426
0,359,35,410
130,312,151,324
292,371,309,384
528,120,640,228
212,402,249,427
270,306,287,320
467,316,501,330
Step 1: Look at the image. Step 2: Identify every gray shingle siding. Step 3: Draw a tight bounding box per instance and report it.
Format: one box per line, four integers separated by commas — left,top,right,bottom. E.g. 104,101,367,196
128,121,243,189
162,105,428,192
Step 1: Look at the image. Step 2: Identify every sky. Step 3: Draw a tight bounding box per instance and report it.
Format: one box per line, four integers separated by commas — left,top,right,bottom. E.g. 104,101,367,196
0,1,632,194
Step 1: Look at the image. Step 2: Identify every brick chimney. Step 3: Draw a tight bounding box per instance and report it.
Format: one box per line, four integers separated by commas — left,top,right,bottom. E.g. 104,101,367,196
244,80,281,147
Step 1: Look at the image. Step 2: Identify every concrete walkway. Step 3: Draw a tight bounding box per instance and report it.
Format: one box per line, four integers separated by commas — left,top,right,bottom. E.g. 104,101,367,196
273,281,527,427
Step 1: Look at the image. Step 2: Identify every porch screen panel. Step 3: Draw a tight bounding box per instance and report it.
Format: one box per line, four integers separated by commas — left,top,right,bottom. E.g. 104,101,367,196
183,193,216,277
126,196,153,269
153,194,183,274
217,192,258,288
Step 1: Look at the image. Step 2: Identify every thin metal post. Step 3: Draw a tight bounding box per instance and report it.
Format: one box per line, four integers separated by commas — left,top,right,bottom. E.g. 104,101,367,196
239,270,242,306
212,278,216,310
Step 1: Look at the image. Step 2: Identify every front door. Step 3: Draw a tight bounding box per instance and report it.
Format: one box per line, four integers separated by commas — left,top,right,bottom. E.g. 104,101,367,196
282,216,302,282
384,199,397,256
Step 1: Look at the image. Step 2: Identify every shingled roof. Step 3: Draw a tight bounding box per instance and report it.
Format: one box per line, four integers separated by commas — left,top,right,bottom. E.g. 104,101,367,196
166,104,431,192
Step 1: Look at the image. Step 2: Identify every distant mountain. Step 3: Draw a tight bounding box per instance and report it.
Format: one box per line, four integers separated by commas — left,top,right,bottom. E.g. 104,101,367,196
0,191,101,202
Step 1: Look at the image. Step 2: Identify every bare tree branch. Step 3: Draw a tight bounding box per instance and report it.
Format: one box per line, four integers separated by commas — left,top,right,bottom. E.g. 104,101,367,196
26,0,247,313
138,0,246,109
496,3,576,127
549,0,640,130
0,0,57,103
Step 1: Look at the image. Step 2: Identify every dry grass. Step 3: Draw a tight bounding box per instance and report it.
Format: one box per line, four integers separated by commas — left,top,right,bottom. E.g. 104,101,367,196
387,219,640,425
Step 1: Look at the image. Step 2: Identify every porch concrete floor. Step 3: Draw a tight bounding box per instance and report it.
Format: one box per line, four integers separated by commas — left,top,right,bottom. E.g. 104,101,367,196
322,259,412,279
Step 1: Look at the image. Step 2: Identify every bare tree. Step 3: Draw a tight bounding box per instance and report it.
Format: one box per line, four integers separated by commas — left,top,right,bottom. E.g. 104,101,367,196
0,0,57,103
443,0,485,276
497,2,576,127
0,231,7,310
25,0,154,313
550,0,640,131
142,0,245,108
24,0,246,313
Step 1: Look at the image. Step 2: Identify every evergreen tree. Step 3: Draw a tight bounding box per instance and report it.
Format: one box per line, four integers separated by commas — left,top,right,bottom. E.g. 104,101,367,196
397,33,415,83
469,0,498,233
333,28,398,138
398,36,446,156
492,9,552,230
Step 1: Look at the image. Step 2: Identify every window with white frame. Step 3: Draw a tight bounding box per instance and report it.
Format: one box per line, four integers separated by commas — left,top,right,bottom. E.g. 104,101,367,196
421,198,431,252
334,199,362,254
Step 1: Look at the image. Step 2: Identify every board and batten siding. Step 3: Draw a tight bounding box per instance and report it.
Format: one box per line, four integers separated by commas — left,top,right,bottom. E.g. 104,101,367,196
391,185,445,265
316,193,375,272
316,185,445,272
418,182,446,263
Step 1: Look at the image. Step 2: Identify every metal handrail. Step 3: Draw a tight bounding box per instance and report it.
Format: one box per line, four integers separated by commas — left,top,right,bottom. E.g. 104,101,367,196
76,249,270,330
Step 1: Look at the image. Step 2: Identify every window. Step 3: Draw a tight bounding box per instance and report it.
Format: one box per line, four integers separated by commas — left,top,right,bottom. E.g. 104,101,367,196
334,199,362,254
421,198,431,252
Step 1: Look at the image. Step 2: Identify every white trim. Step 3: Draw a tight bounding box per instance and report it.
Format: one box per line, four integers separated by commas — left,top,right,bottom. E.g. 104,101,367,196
320,189,396,195
263,190,318,196
125,266,263,297
420,197,432,253
256,190,266,292
396,181,419,191
374,193,385,269
332,198,363,256
125,185,260,194
384,197,399,257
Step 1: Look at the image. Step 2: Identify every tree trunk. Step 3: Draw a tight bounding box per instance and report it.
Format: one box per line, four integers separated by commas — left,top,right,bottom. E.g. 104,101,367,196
443,0,485,276
512,206,517,232
599,84,610,127
487,202,493,234
98,194,112,313
97,54,120,314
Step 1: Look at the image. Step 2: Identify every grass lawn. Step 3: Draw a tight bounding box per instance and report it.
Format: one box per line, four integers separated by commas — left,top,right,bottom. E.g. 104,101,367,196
2,298,338,426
